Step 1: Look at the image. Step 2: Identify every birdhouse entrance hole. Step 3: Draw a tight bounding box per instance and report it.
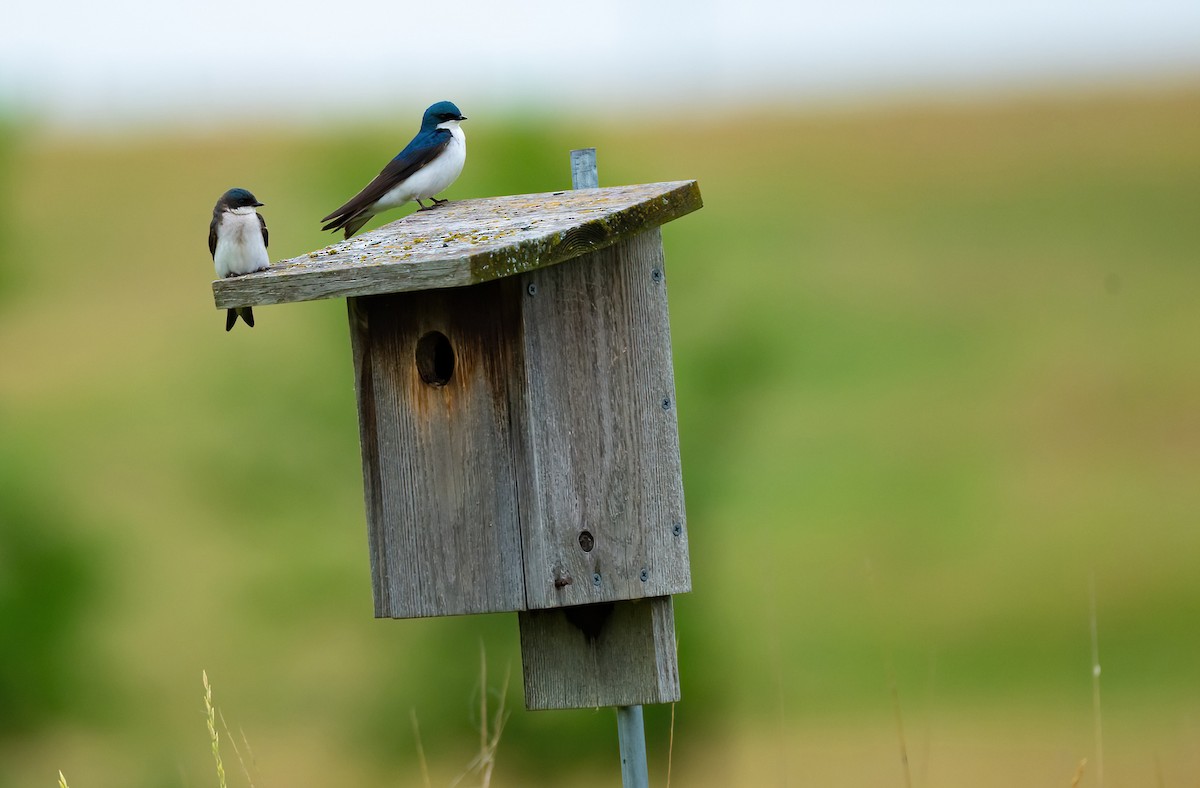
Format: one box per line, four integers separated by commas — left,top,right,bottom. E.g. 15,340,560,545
415,330,455,386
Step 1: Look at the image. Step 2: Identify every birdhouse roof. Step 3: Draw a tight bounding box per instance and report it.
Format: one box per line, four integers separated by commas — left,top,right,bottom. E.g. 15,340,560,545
212,180,701,310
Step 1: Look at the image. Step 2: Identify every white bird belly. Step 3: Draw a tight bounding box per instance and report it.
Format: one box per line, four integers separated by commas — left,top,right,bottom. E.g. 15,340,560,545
376,126,467,210
214,210,269,278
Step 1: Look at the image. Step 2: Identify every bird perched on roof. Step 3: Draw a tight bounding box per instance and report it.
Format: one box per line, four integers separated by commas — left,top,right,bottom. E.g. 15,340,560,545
209,188,269,331
321,100,467,239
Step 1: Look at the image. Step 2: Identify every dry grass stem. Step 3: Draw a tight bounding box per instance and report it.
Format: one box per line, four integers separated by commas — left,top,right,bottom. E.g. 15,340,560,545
203,670,227,788
238,728,259,784
219,708,256,788
888,670,913,788
410,708,432,788
1070,758,1088,788
448,646,511,788
478,661,511,788
666,701,677,788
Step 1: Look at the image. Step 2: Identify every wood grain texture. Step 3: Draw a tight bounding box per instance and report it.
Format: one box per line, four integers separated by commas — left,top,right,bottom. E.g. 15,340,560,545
213,181,701,309
348,283,527,618
516,228,691,610
518,596,680,710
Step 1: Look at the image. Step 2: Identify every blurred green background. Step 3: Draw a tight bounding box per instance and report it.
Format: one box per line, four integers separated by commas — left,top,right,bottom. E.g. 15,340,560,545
1,84,1199,787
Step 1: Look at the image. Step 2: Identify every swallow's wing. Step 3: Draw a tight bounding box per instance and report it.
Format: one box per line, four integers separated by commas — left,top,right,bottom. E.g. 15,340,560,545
258,212,268,248
208,215,219,259
321,129,451,233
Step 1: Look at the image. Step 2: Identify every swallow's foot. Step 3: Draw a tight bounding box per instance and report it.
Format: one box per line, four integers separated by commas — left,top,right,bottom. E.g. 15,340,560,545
224,266,269,278
430,197,448,207
415,199,432,211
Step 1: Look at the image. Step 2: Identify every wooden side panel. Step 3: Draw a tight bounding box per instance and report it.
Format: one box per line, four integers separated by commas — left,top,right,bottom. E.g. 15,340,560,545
516,229,690,610
348,281,527,618
518,597,680,710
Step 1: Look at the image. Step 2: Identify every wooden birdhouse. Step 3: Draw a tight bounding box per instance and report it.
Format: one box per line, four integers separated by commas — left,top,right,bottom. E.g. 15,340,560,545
213,162,702,713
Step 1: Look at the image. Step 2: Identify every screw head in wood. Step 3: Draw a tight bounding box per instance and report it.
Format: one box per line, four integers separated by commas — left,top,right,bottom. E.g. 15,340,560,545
527,282,538,296
640,568,649,582
661,397,671,410
672,521,683,537
592,572,602,587
651,268,663,283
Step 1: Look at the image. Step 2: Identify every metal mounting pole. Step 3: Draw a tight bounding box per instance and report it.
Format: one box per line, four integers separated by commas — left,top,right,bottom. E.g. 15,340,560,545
570,146,651,788
570,147,600,189
616,705,650,788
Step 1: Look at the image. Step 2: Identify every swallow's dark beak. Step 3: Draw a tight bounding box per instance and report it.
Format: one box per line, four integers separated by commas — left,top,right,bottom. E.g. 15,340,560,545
253,201,265,207
459,115,468,121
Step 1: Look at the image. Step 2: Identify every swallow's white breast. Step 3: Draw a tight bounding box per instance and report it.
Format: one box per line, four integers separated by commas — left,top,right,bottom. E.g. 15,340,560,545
214,208,269,278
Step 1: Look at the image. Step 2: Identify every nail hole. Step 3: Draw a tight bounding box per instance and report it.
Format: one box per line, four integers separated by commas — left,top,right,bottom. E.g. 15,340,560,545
578,530,595,552
415,331,455,387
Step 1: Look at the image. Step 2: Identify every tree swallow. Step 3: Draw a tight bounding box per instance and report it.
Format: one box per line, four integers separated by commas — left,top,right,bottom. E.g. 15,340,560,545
209,188,269,331
321,100,467,239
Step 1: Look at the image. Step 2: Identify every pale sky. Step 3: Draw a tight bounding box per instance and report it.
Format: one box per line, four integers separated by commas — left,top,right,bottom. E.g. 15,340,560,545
3,0,1198,128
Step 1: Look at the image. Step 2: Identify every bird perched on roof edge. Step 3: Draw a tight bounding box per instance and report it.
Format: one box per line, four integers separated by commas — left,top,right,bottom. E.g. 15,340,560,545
209,188,269,331
321,100,467,239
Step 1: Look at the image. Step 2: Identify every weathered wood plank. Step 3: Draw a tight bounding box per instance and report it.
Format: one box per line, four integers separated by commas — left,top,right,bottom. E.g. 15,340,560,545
348,281,528,618
519,596,680,710
515,228,691,610
213,181,701,309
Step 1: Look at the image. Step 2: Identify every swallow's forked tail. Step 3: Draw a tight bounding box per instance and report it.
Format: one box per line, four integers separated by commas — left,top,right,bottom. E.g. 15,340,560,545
226,306,255,331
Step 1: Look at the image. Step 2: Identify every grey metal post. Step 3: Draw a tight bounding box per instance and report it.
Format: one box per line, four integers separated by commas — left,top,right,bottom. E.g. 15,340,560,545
570,146,651,788
616,705,650,788
571,147,600,189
